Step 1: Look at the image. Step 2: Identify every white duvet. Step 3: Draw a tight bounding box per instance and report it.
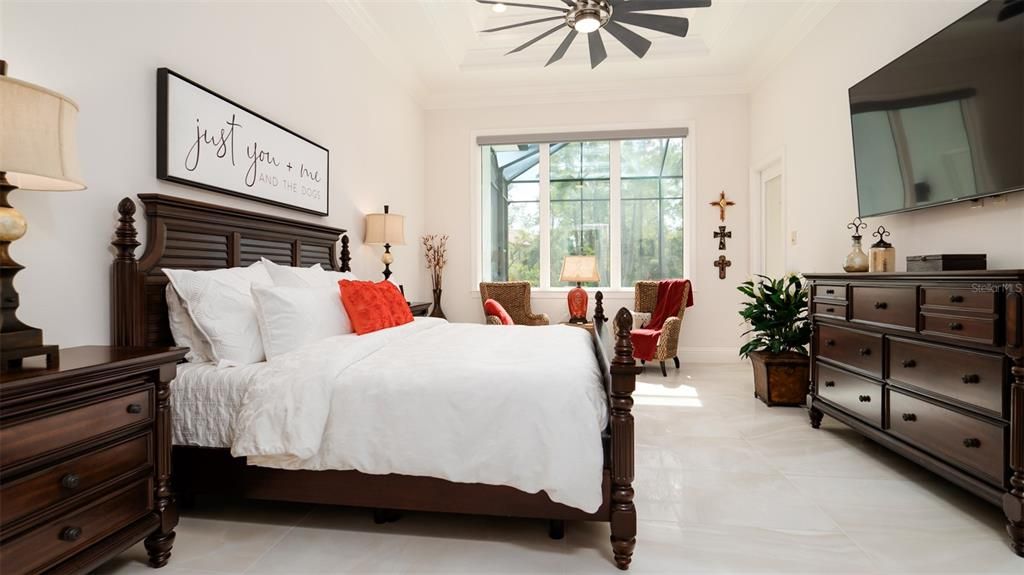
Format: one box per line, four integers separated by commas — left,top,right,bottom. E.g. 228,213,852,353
228,318,608,512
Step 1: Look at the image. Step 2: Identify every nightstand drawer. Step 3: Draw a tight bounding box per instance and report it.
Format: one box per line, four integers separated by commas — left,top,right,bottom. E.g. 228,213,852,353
0,479,152,575
0,387,152,469
816,363,882,427
0,433,151,526
851,286,917,329
817,324,883,378
888,338,1005,416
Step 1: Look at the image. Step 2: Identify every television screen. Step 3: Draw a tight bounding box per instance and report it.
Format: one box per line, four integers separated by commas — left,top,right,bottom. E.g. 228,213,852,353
849,0,1023,217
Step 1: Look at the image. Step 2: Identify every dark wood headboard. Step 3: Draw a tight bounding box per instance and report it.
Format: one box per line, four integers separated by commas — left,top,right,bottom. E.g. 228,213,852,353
111,193,350,347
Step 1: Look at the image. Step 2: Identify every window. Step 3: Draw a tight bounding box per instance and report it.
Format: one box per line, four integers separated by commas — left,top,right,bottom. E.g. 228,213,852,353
481,133,687,290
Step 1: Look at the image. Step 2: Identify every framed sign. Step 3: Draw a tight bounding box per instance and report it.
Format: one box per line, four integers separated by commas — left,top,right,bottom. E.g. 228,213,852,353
157,68,329,215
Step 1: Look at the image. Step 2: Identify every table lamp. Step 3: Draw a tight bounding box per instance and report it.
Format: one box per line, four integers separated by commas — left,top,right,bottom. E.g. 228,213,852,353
560,255,599,324
364,205,405,280
0,60,87,370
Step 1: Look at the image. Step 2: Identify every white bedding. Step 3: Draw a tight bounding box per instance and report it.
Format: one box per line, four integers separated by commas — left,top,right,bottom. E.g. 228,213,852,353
172,361,266,447
219,318,608,512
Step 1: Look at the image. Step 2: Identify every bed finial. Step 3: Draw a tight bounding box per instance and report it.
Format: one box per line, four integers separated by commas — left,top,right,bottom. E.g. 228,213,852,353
594,291,606,325
340,235,351,273
113,197,140,261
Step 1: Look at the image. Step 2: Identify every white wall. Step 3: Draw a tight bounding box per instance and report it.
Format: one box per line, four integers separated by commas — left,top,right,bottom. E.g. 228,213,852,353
750,0,1023,274
425,96,751,362
2,1,426,348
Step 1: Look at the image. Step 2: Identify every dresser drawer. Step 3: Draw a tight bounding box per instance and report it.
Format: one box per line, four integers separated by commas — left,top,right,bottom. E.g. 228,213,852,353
920,312,998,346
0,479,152,575
0,433,151,526
888,338,1005,416
816,363,883,427
814,302,847,320
814,283,847,301
887,389,1006,486
817,324,883,378
920,286,997,314
0,388,153,469
851,286,917,330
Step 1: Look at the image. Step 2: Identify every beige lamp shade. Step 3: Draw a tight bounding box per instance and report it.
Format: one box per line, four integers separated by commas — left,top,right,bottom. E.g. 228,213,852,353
560,255,600,283
0,74,86,191
364,206,405,246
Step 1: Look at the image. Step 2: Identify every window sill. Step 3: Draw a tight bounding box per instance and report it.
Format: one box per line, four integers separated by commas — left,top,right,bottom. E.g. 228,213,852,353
472,287,637,300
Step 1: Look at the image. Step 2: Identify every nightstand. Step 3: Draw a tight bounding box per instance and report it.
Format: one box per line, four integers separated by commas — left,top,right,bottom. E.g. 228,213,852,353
409,302,431,317
0,346,186,574
560,321,595,332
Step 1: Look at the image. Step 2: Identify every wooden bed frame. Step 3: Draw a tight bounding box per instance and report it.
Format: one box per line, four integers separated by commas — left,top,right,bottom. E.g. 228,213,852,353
110,194,641,569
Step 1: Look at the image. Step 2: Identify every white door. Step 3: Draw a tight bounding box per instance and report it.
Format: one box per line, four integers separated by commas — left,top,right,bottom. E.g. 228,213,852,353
761,164,785,278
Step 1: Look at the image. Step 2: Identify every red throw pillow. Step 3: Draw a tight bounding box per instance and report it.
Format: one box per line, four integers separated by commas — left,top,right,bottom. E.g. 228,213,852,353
339,280,413,335
483,298,514,325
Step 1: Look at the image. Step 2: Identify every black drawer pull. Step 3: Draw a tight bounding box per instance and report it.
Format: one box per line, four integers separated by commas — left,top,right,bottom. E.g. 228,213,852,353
60,527,82,542
901,413,917,422
858,347,871,356
901,359,916,368
874,301,888,310
823,380,835,388
962,438,981,448
824,339,836,347
949,294,964,303
60,473,81,490
962,374,980,384
948,322,963,331
825,307,836,313
858,395,871,403
825,288,836,295
126,403,143,414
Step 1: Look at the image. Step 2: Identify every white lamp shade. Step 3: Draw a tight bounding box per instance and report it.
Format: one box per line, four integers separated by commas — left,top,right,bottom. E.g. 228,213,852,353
560,255,600,283
365,211,405,245
0,74,86,191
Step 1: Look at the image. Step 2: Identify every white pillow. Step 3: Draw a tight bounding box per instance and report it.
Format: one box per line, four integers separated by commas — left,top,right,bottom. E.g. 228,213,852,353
251,284,353,359
262,257,358,288
165,284,214,363
163,262,273,366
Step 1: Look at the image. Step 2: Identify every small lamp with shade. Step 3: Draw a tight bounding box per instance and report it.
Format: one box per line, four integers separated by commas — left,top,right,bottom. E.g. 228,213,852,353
560,255,599,324
364,205,405,281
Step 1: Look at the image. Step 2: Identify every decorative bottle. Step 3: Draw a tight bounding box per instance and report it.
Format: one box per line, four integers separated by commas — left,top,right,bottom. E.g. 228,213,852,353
843,217,869,273
869,226,896,273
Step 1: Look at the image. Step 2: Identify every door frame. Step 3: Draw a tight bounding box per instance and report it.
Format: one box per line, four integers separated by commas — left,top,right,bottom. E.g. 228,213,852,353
749,151,787,277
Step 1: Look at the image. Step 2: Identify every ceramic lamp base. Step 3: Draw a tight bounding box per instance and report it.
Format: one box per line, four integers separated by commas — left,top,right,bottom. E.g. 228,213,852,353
567,283,588,324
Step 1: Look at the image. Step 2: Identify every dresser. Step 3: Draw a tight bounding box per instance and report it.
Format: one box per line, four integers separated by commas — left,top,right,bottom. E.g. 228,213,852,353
0,346,186,574
805,271,1024,557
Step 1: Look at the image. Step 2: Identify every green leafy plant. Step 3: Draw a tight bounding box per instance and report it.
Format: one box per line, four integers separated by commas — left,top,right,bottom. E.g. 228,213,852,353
738,274,811,358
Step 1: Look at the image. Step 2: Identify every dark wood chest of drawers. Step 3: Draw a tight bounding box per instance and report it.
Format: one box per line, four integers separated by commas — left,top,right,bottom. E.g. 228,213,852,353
805,271,1024,558
0,346,185,574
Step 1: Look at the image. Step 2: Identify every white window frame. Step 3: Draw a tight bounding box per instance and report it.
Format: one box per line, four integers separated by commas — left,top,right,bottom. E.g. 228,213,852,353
470,123,696,296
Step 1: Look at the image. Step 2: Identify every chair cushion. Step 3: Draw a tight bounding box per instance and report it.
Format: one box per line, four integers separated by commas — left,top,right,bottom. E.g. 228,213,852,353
483,298,515,325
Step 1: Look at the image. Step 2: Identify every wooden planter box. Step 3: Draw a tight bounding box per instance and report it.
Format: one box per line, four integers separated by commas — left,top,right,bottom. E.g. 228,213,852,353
749,350,810,407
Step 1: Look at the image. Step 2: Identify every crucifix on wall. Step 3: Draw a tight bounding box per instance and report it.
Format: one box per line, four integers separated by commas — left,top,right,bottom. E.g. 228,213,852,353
714,226,731,250
714,255,732,280
709,191,735,222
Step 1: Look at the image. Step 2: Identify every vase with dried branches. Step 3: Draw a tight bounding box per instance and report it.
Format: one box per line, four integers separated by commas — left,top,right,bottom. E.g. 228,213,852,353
422,234,448,319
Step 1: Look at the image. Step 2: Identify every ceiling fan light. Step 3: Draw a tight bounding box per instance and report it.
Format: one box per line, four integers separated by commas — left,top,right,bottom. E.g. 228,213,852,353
492,2,507,13
573,12,601,33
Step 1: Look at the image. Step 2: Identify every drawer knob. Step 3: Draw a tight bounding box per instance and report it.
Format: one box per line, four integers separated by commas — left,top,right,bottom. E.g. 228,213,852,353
60,527,82,542
826,307,836,313
901,413,917,422
901,359,916,368
858,395,872,403
962,374,980,384
126,403,143,414
948,322,963,331
824,380,836,388
949,295,964,303
962,438,982,449
874,301,888,310
60,473,81,490
826,288,836,295
824,339,836,347
858,347,872,356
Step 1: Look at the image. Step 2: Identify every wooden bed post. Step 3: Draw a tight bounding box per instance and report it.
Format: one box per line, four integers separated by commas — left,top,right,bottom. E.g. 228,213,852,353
594,291,606,325
112,197,143,347
340,235,351,273
610,307,638,570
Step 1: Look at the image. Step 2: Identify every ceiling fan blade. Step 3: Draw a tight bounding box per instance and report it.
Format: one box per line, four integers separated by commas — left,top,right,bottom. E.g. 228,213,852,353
616,0,711,12
476,0,569,12
546,30,579,66
507,23,566,54
588,31,608,68
481,15,566,33
603,21,652,58
615,13,689,37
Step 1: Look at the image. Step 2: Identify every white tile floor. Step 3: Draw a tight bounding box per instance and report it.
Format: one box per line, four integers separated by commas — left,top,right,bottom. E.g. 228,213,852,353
98,363,1019,574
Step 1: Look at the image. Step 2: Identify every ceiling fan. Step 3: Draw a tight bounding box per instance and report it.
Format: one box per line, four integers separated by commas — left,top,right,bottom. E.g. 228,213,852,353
477,0,712,69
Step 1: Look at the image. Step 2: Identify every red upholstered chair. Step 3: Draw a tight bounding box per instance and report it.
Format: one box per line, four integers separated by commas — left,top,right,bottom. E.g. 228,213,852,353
632,280,692,376
478,282,550,326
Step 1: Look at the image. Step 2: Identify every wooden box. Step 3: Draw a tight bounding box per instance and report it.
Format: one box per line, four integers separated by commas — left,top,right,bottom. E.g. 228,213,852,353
906,254,986,272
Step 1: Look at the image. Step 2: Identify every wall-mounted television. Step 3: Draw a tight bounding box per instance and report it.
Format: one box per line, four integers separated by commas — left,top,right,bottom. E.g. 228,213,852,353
849,0,1023,217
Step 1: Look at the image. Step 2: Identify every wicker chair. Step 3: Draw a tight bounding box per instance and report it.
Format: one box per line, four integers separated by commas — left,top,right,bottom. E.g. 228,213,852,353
479,282,550,326
632,280,691,376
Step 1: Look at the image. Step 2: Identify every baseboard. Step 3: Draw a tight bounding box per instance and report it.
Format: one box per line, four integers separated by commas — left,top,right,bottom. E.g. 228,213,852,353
675,347,743,364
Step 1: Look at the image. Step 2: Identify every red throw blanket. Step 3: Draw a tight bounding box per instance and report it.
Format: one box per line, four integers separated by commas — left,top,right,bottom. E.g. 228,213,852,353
630,279,693,362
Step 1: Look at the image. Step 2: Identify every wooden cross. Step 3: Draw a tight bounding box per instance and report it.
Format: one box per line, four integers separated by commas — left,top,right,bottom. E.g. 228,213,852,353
714,226,731,250
710,191,735,222
713,255,732,280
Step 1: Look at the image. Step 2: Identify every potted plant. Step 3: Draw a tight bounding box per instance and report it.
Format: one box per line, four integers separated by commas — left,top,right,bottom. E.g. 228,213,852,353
422,234,448,319
738,274,812,406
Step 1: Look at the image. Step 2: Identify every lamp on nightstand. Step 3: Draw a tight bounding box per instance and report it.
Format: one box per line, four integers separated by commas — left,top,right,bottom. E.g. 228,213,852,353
560,255,599,324
0,60,87,371
365,205,405,281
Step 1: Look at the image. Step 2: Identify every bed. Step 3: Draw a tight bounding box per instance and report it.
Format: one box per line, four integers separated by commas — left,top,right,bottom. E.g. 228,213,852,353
110,193,640,569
